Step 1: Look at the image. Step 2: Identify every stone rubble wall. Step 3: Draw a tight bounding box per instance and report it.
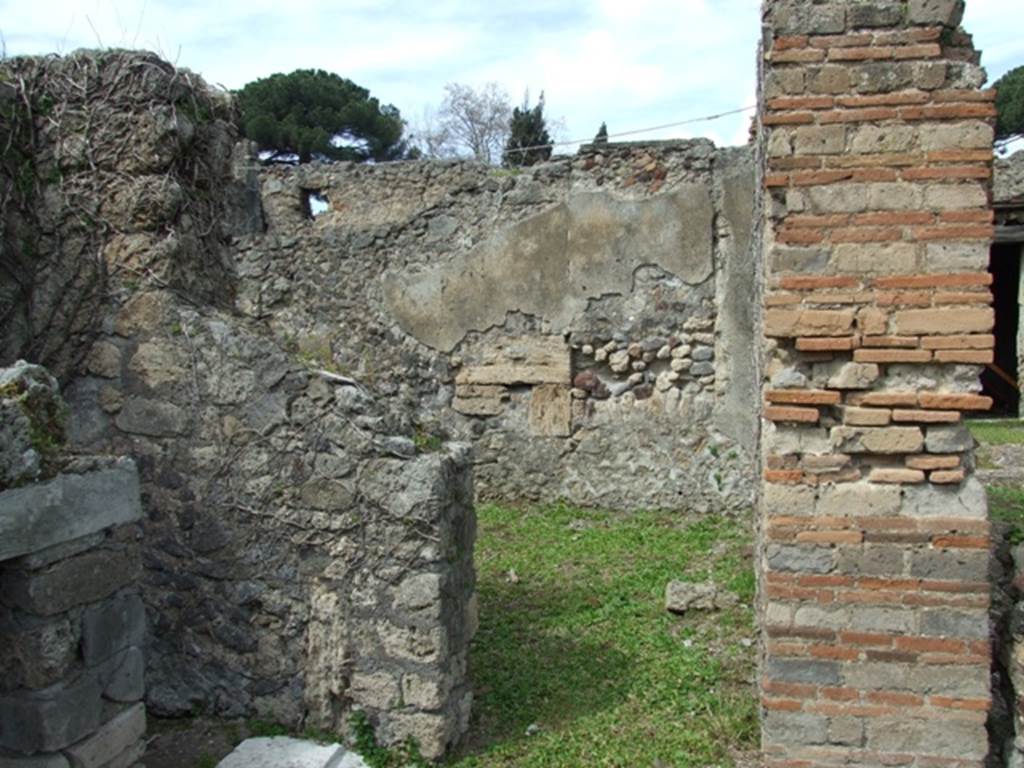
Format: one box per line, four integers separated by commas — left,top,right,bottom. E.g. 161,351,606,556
0,53,475,759
239,141,759,513
757,0,996,765
0,363,147,768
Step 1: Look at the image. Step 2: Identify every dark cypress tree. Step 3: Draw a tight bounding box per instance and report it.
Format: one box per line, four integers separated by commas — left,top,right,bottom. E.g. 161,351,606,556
594,122,609,145
503,91,552,167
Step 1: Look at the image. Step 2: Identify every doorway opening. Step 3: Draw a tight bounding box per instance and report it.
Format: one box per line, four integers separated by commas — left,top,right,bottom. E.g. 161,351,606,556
983,243,1021,417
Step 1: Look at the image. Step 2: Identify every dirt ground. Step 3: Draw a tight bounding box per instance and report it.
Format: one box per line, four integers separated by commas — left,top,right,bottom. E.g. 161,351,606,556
144,717,249,768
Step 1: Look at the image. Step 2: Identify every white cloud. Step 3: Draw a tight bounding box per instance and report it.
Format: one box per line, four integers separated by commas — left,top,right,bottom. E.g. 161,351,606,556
1,0,1019,150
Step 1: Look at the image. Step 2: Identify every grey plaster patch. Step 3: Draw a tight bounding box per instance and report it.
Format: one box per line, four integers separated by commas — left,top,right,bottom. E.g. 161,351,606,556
383,188,714,351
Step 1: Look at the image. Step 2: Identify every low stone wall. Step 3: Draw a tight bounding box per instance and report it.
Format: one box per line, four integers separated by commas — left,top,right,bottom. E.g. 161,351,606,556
0,457,147,766
0,53,478,757
239,141,759,512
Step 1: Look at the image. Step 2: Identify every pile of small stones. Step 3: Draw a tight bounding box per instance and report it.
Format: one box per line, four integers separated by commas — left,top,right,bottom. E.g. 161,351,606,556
570,319,716,401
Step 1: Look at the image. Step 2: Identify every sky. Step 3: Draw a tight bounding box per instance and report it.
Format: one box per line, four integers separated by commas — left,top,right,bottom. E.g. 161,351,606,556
2,0,1022,154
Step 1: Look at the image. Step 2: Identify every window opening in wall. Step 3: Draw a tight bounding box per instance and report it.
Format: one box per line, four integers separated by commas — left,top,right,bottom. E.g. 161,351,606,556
983,243,1021,417
302,189,330,218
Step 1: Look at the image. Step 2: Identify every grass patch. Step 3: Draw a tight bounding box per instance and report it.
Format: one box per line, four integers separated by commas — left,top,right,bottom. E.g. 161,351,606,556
989,486,1024,543
446,503,757,767
246,719,289,738
968,420,1024,446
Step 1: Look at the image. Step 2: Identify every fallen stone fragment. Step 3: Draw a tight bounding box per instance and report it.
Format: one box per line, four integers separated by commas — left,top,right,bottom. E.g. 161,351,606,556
217,737,367,768
665,580,736,614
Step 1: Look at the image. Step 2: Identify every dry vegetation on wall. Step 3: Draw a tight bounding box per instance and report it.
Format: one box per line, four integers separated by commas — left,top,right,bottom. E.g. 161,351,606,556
0,50,236,382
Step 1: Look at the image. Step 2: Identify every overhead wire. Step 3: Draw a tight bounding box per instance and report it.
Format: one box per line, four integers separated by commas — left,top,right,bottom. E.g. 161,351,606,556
502,104,758,157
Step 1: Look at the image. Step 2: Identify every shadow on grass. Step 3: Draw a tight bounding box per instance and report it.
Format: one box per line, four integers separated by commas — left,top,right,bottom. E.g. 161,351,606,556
449,577,634,760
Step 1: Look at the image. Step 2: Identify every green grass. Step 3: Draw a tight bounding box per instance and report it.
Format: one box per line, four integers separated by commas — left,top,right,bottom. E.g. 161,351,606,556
988,486,1024,543
446,503,757,768
968,420,1024,446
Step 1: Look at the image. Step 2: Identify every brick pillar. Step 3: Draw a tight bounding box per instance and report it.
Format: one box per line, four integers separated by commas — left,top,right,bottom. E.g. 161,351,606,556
757,1,995,765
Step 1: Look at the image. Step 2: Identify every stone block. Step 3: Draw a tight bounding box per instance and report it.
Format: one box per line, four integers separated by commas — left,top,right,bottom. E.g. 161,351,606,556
922,181,989,208
766,544,835,574
849,124,916,154
892,307,994,336
841,406,892,426
762,483,816,516
867,182,924,211
848,2,904,27
763,711,828,746
848,606,915,634
921,609,989,640
380,711,450,760
15,534,106,572
902,478,986,518
456,337,569,387
793,125,846,155
527,384,571,437
63,703,144,768
809,65,853,95
926,424,976,453
818,483,900,517
866,717,985,759
664,581,719,614
3,548,140,617
126,341,187,388
215,737,353,768
765,309,855,338
764,423,832,455
830,242,917,274
828,717,864,747
844,661,988,696
824,362,880,390
393,573,442,615
836,545,905,577
114,397,189,437
0,753,70,768
377,621,444,664
98,648,144,703
775,247,827,277
91,740,144,768
910,550,988,582
772,3,847,35
349,672,400,710
84,342,122,379
831,426,924,454
907,0,965,27
0,461,141,562
765,658,840,686
0,613,79,691
401,674,447,711
919,121,993,152
925,241,990,272
451,385,506,416
806,183,869,213
0,674,102,753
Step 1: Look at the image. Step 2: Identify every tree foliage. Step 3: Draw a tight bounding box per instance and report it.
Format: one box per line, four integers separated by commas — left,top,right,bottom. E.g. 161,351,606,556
413,82,511,164
237,69,406,163
504,92,552,167
996,66,1024,148
593,122,609,145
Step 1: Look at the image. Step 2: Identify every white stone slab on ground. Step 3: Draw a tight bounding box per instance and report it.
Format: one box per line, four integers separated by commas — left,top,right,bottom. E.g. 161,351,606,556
216,736,368,768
